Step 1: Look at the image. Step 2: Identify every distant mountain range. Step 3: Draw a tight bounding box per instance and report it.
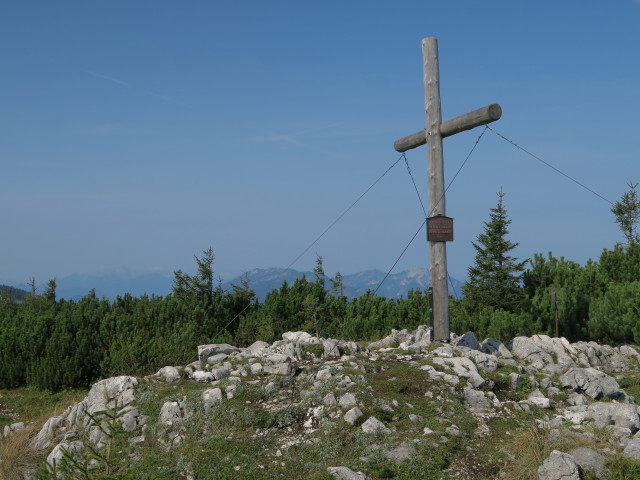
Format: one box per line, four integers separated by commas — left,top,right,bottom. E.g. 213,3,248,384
14,271,174,302
226,267,463,301
9,268,464,302
0,284,29,301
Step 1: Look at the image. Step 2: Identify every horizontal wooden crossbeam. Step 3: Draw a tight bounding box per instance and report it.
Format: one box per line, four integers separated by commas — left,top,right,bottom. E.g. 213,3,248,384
393,103,502,152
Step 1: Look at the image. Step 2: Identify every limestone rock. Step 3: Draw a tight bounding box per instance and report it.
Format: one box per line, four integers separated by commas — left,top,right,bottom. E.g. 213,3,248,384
119,406,141,431
510,373,525,390
510,336,556,370
338,393,357,408
527,389,553,409
344,407,363,425
445,424,461,436
567,393,587,406
282,331,321,345
154,366,181,382
560,367,627,401
432,356,485,388
572,341,632,373
197,343,239,362
46,439,84,468
203,388,223,413
327,466,372,480
514,335,576,371
250,362,263,374
262,353,295,375
562,405,589,426
242,340,269,356
32,415,66,450
158,397,189,427
85,376,138,414
414,325,431,344
210,366,231,380
323,393,337,406
33,376,138,450
192,370,215,383
463,386,492,413
569,447,607,477
316,368,332,381
282,342,302,361
323,339,341,358
432,345,456,358
420,364,460,385
206,353,229,365
459,348,499,372
2,422,25,438
481,337,514,359
537,450,582,480
368,329,414,349
623,438,640,460
383,442,416,464
361,416,391,435
452,331,481,351
587,403,640,433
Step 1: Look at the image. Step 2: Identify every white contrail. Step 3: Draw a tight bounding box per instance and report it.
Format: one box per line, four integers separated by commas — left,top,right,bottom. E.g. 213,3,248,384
80,68,192,107
80,69,132,87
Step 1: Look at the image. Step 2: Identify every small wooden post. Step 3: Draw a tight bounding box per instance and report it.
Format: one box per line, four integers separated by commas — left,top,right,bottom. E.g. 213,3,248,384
551,290,559,337
423,38,449,342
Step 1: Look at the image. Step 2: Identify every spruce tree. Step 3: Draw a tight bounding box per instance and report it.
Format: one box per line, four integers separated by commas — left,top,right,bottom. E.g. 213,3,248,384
313,255,325,289
43,278,57,302
173,247,215,300
611,182,640,245
330,272,345,297
462,189,527,313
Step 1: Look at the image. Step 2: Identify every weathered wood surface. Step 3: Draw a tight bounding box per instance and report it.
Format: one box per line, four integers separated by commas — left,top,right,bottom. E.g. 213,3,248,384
394,103,502,152
423,37,450,342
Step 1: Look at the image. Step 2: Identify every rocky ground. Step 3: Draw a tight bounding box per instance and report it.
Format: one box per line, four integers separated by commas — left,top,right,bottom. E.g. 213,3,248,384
4,327,640,479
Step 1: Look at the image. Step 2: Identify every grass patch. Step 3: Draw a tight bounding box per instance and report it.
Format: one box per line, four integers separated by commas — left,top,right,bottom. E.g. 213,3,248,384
302,344,325,358
606,456,640,479
500,420,553,480
0,387,86,428
0,387,86,480
135,378,209,418
364,361,430,400
0,422,48,480
618,373,640,400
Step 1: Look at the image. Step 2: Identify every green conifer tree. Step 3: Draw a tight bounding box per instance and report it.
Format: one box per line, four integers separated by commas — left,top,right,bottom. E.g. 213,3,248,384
462,189,527,313
313,255,325,290
173,247,215,300
43,278,57,302
611,182,640,245
330,272,345,298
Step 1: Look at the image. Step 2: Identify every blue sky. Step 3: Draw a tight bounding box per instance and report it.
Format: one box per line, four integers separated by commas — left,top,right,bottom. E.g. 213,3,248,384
1,1,639,286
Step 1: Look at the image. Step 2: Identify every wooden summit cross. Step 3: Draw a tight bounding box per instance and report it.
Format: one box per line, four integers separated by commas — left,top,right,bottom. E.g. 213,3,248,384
393,37,502,342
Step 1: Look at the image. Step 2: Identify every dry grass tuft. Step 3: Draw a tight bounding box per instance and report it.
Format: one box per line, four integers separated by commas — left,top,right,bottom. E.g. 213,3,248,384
0,419,47,480
0,390,86,480
501,421,553,480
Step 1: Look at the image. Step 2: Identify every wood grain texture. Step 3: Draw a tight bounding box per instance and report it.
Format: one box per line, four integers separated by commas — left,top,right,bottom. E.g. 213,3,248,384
394,104,502,152
423,37,450,342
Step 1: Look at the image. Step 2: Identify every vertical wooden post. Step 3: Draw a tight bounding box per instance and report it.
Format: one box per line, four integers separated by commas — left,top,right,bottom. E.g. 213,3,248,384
551,290,559,337
423,37,450,342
